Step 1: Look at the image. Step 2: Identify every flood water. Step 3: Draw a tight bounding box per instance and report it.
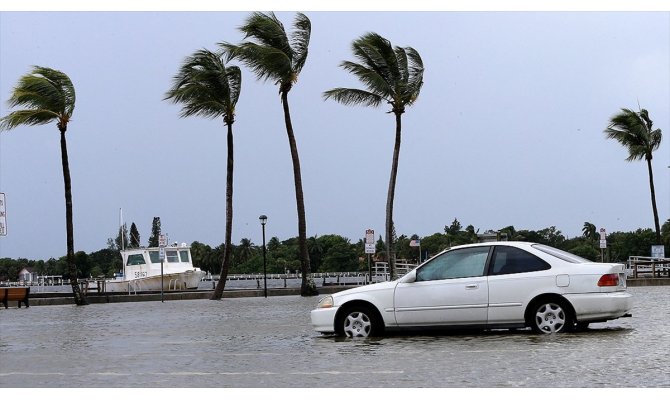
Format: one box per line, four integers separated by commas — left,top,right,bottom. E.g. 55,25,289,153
1,286,668,388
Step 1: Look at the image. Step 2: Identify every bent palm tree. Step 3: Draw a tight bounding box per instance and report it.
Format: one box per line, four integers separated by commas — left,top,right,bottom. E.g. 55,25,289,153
0,66,88,305
221,12,317,296
605,108,663,243
164,49,242,300
323,32,424,279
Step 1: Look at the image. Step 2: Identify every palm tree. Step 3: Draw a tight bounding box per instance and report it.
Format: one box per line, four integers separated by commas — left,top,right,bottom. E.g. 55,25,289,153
0,66,88,305
605,108,663,243
582,222,598,242
164,49,242,300
237,238,255,264
323,32,424,279
221,12,317,296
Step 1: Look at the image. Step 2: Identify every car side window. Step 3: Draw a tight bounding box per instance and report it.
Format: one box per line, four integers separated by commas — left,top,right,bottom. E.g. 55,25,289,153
490,246,550,275
416,247,490,282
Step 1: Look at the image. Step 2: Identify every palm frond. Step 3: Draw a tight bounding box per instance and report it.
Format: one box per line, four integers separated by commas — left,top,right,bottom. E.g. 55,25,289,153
1,66,75,132
0,109,60,131
224,12,310,91
290,12,311,75
605,107,663,162
325,33,423,113
222,42,292,84
165,48,241,122
240,12,293,59
340,61,392,99
322,88,383,108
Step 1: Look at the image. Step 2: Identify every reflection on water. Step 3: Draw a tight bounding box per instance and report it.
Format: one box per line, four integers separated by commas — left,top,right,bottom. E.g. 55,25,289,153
0,287,668,387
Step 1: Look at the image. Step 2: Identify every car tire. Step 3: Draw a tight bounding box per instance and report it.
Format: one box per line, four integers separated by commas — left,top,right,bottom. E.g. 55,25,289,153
529,299,574,334
574,321,590,331
337,305,383,338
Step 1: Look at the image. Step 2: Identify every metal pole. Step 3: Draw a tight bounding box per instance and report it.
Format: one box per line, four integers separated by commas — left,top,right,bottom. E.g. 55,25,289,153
262,223,267,298
367,253,371,284
161,260,164,303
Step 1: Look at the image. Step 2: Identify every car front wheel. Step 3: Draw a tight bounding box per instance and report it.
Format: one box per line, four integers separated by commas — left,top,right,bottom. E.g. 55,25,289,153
339,305,382,338
530,301,573,334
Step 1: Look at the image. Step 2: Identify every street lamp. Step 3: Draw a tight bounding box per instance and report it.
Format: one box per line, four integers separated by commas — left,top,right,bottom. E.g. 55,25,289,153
259,215,267,298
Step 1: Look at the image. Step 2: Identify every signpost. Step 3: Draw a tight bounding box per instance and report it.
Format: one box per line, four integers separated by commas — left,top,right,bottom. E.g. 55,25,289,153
365,229,375,284
159,234,166,302
599,228,607,262
0,193,6,237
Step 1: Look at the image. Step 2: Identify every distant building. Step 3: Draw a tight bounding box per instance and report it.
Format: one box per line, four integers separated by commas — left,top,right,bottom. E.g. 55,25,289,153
18,267,37,283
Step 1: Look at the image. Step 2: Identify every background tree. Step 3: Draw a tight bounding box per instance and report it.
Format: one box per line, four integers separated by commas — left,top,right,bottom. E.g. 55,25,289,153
115,223,129,250
129,222,141,248
582,222,598,242
222,12,316,296
0,66,88,305
148,217,161,247
165,48,242,300
605,108,663,243
236,238,255,264
323,32,424,280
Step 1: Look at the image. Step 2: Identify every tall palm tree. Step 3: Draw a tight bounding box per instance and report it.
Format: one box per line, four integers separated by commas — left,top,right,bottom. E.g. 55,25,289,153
237,238,255,264
605,108,663,243
323,32,424,279
221,12,317,296
582,222,598,242
164,49,242,300
0,66,88,305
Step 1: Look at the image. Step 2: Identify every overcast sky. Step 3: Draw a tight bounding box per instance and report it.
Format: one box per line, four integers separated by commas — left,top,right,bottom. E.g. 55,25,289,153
1,4,669,260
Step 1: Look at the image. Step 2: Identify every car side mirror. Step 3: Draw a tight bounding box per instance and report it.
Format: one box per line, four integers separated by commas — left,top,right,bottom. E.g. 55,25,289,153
400,269,417,283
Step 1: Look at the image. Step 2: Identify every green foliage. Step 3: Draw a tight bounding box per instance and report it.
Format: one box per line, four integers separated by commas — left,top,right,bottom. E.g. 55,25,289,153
129,223,141,248
0,66,75,131
148,217,161,247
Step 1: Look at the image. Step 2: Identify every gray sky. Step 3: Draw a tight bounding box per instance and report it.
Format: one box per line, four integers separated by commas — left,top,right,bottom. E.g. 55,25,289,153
1,4,669,260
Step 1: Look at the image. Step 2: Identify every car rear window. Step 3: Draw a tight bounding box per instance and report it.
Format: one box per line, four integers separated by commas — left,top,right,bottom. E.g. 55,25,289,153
531,244,590,263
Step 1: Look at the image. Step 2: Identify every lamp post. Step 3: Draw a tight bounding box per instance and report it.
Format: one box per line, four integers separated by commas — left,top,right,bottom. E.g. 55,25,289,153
259,214,267,298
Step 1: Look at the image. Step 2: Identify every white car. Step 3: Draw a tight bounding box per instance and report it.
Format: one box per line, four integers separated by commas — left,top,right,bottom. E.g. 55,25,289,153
311,242,633,337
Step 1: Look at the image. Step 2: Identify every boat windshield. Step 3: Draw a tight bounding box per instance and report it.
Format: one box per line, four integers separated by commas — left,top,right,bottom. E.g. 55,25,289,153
166,250,180,263
180,250,190,263
149,251,160,263
126,254,146,266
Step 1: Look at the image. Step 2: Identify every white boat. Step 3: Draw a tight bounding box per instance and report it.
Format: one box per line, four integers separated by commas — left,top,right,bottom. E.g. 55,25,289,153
105,243,205,293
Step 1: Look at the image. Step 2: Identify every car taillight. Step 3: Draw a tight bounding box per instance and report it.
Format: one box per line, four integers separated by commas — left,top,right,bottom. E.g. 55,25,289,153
598,273,619,287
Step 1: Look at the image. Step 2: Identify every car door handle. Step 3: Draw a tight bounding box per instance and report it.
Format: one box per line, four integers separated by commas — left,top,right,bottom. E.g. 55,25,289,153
465,284,479,289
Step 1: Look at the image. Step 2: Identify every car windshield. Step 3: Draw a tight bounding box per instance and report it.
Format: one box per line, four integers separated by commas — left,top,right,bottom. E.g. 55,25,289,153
531,244,591,263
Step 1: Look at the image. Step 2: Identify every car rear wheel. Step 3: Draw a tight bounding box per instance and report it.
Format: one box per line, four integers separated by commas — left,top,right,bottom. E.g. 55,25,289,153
530,300,573,334
339,305,382,338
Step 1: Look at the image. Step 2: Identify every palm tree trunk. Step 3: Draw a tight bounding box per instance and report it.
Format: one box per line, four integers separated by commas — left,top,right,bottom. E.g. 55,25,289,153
646,157,661,243
59,127,88,306
211,123,235,300
281,91,317,296
386,112,403,280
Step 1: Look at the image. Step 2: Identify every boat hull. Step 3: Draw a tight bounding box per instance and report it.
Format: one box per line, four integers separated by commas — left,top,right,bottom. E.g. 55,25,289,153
105,270,205,293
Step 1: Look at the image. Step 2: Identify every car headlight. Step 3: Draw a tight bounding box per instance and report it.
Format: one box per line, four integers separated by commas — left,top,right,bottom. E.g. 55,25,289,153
316,295,334,309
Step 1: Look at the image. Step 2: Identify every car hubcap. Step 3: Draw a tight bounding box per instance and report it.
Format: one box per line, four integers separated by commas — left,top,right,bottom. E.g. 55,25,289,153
343,312,371,338
535,303,566,333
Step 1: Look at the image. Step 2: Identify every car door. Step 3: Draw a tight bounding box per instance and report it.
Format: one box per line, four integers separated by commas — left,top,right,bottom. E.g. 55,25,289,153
486,245,552,325
393,246,491,327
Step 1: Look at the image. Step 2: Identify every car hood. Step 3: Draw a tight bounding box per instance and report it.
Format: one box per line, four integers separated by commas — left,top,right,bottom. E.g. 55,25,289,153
331,280,398,299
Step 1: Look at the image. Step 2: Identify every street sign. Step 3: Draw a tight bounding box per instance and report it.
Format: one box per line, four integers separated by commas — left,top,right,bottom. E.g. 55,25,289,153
651,245,665,259
365,243,375,254
0,193,6,236
600,239,607,249
159,247,165,261
365,229,374,244
599,228,606,240
159,234,166,247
